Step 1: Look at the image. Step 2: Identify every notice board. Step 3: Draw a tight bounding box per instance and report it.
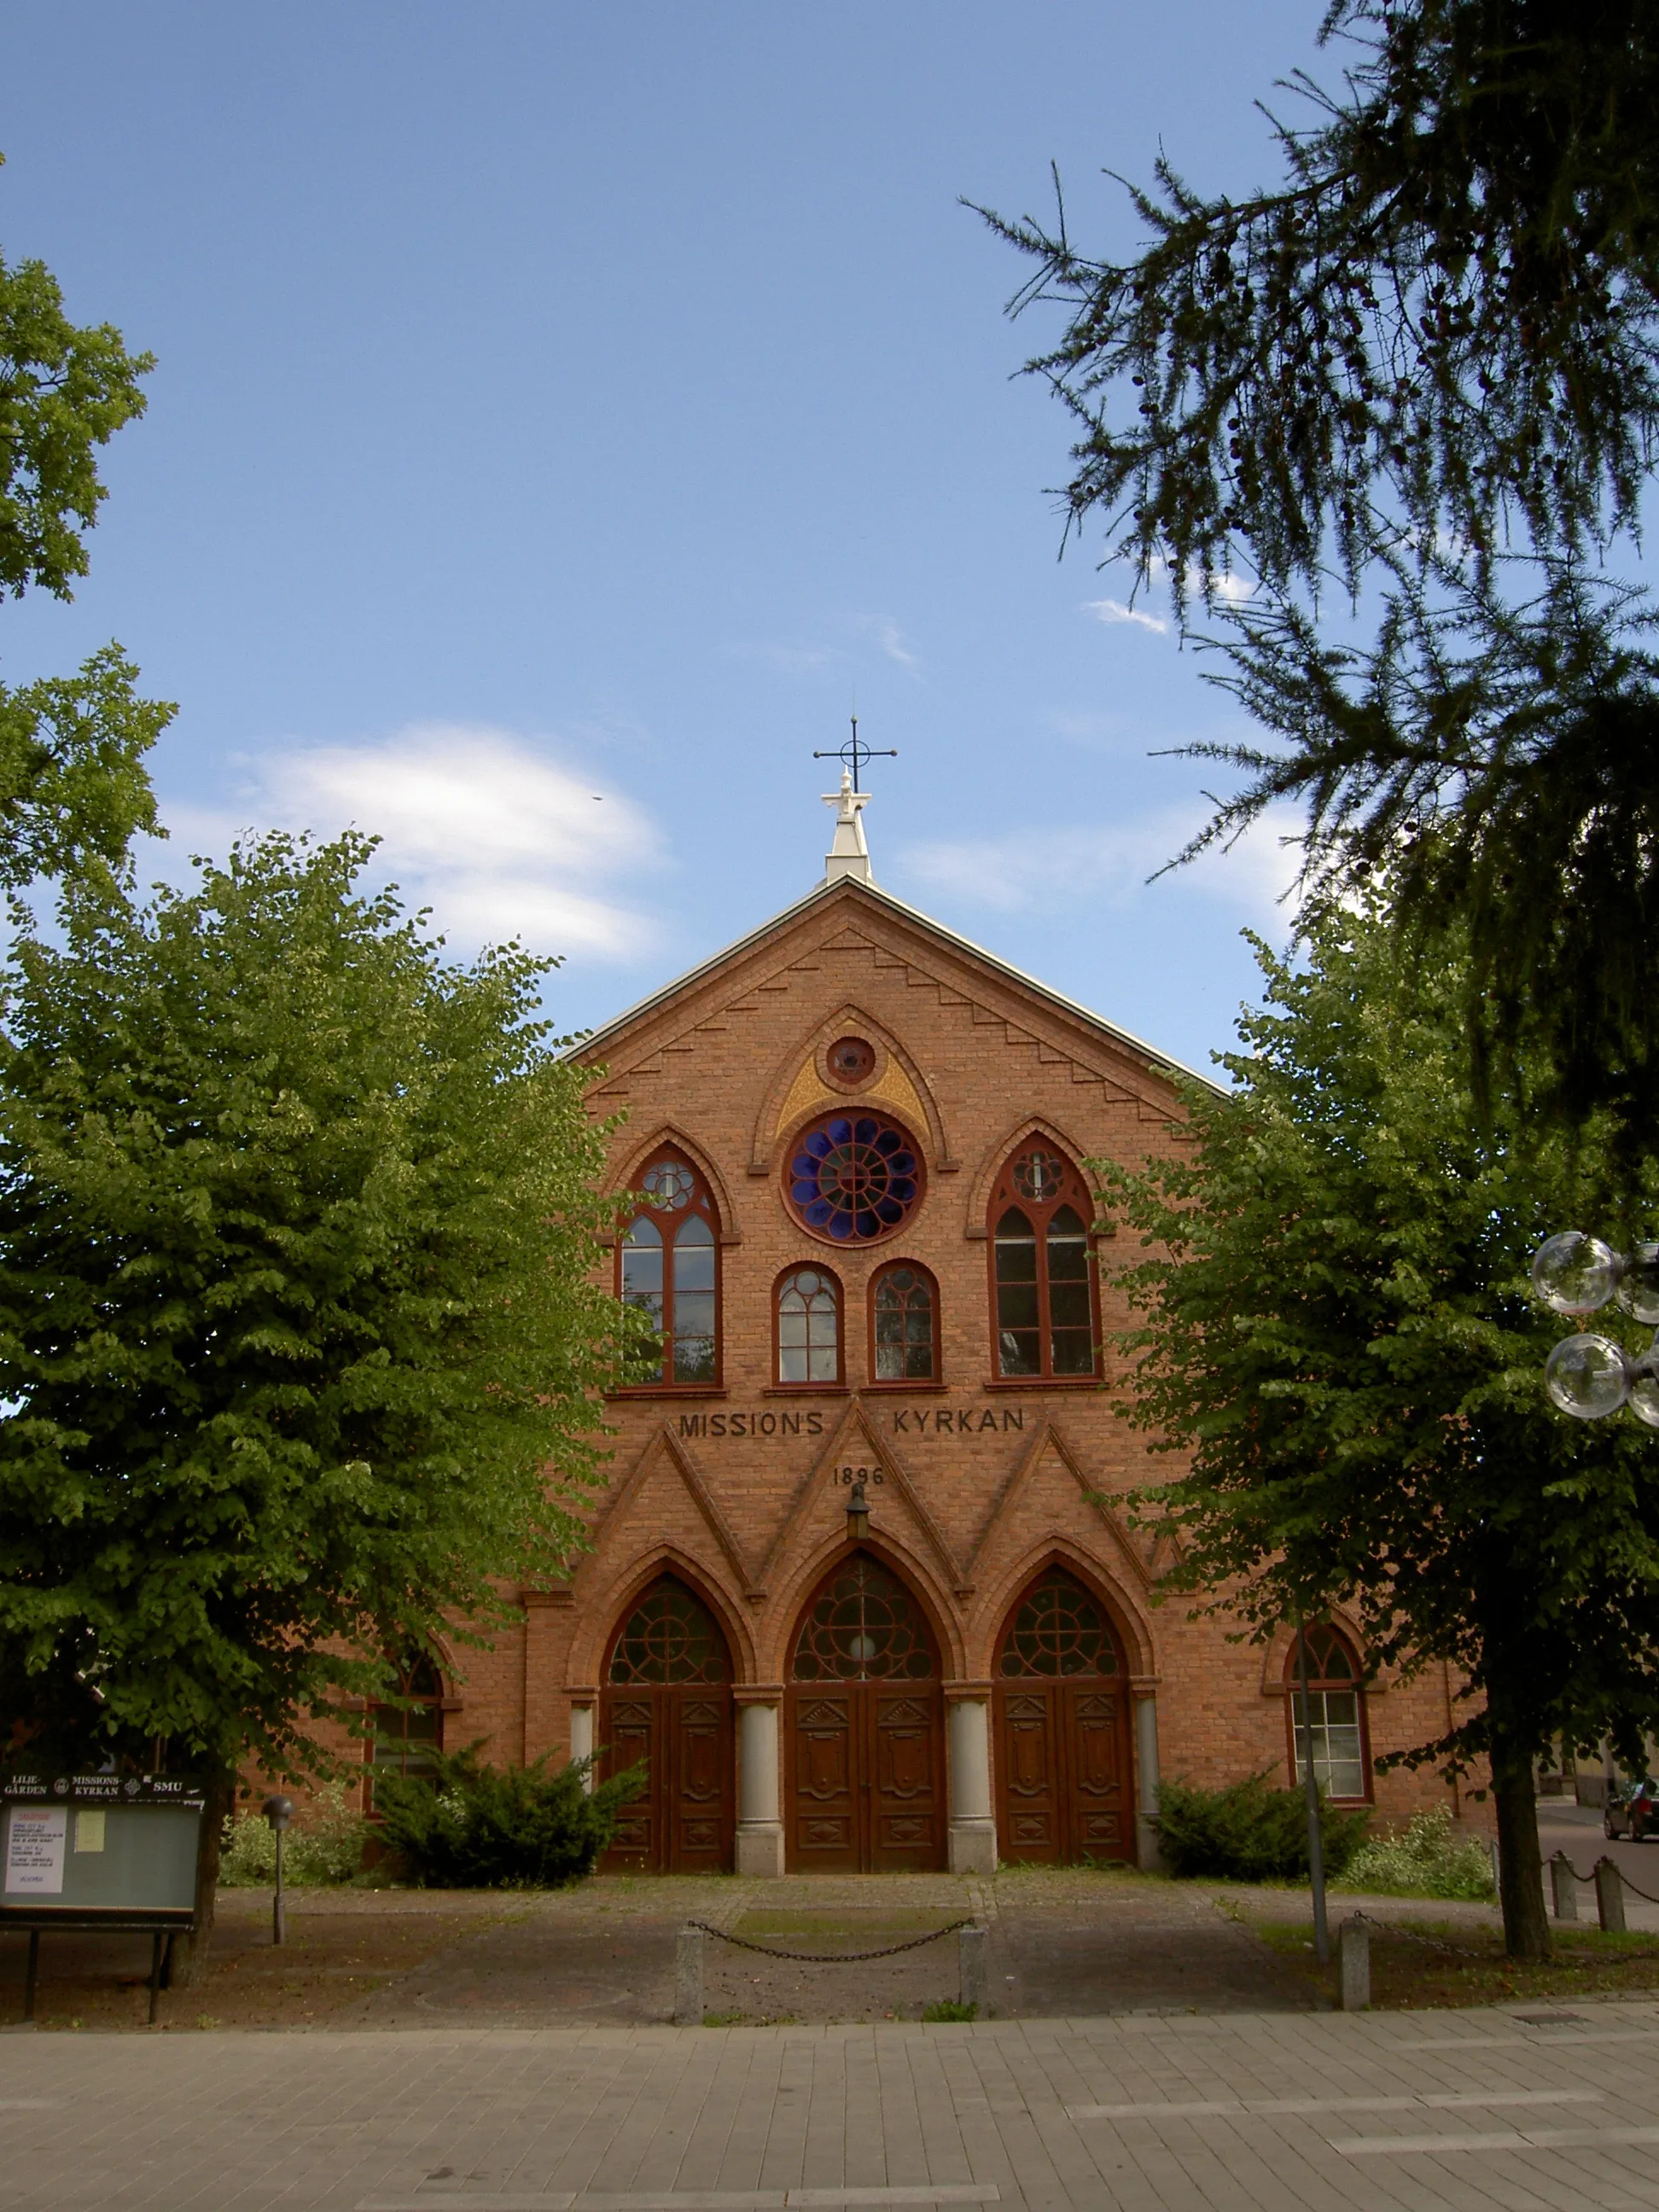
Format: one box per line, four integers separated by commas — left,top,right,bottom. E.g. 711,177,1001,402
0,1773,202,1921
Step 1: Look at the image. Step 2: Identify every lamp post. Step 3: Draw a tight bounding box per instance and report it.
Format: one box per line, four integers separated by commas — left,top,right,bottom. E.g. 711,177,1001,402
1291,1616,1330,1965
261,1793,294,1946
1530,1234,1659,1424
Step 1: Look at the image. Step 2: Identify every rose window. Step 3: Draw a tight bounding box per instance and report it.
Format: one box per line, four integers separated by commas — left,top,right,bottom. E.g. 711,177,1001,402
786,1114,922,1243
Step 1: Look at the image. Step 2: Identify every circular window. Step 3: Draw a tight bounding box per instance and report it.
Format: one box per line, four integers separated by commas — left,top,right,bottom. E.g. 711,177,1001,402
786,1113,923,1243
824,1035,876,1089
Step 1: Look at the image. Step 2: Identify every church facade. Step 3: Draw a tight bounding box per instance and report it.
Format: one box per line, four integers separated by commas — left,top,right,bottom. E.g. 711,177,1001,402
382,779,1472,1872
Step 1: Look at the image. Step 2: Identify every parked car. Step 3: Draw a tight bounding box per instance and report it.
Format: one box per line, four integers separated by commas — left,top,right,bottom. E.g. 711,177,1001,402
1604,1778,1659,1841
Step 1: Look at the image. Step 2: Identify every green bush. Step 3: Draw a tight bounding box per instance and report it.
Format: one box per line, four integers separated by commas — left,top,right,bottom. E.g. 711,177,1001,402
1155,1771,1368,1883
371,1745,644,1888
1338,1807,1495,1900
219,1782,367,1887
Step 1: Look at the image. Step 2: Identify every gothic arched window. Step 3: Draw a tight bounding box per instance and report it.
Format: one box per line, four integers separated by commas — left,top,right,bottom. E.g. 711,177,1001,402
368,1652,444,1808
791,1555,937,1681
988,1144,1098,1379
870,1262,939,1382
998,1568,1121,1678
619,1149,719,1387
607,1576,731,1685
1284,1624,1371,1802
777,1265,841,1386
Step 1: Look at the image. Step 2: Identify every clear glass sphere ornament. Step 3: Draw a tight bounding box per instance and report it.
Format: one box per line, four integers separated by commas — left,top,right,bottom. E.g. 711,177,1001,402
1628,1356,1659,1429
1545,1333,1632,1419
1616,1243,1659,1326
1532,1231,1621,1316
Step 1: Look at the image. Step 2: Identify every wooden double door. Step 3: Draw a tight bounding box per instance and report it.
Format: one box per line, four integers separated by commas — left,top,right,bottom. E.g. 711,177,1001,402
784,1553,946,1872
600,1575,735,1874
993,1567,1134,1865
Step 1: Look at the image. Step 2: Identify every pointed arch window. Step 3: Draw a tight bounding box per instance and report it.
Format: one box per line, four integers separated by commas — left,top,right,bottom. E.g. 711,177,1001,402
988,1144,1098,1379
1284,1624,1371,1802
368,1652,444,1808
870,1262,939,1382
777,1265,841,1385
619,1149,719,1387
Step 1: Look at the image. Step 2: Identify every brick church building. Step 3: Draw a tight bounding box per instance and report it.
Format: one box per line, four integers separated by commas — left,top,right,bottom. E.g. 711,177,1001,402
376,771,1469,1872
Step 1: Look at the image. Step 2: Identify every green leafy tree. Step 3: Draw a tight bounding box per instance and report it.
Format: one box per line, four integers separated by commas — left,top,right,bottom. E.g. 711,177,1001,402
0,156,167,888
984,3,1659,1155
0,831,647,1973
1104,898,1659,1960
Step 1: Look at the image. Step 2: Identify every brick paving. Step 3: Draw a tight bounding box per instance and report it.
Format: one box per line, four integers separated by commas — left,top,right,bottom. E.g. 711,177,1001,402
9,2000,1659,2212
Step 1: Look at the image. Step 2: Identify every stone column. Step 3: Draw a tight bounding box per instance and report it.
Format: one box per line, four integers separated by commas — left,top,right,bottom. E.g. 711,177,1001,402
1133,1685,1162,1871
568,1694,596,1794
735,1690,785,1876
946,1687,997,1876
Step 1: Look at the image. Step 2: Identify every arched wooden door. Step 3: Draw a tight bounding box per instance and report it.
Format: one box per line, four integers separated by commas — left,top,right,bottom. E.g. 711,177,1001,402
993,1567,1133,1864
600,1575,736,1873
785,1552,946,1872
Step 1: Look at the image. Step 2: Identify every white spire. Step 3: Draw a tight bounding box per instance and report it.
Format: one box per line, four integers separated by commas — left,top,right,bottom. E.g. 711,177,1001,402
822,767,874,885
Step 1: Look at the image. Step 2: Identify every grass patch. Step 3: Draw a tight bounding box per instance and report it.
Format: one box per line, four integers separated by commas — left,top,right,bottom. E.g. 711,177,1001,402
922,1999,977,2022
1255,1917,1659,2009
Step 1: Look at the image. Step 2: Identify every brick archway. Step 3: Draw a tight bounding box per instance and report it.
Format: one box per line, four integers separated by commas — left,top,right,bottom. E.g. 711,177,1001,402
992,1563,1134,1864
783,1551,946,1872
600,1572,736,1873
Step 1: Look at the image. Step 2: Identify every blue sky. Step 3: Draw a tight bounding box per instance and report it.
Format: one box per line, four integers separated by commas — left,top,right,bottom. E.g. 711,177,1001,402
0,3,1336,1075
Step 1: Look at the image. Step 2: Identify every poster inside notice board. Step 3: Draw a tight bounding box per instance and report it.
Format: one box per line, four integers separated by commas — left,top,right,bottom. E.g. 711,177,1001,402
1,1773,202,1916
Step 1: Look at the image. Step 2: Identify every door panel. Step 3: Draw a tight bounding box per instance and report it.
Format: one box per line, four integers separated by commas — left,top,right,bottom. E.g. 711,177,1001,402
790,1692,859,1867
602,1696,657,1867
600,1684,734,1872
785,1683,946,1871
994,1679,1134,1866
994,1686,1059,1864
870,1686,945,1870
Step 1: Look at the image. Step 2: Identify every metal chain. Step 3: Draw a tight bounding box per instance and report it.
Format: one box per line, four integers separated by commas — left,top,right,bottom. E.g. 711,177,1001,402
1349,1907,1657,1965
1550,1851,1659,1907
685,1917,974,1965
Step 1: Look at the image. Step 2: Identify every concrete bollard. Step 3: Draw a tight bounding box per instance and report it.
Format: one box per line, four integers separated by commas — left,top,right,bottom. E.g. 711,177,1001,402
1596,1857,1627,1934
1550,1852,1579,1921
958,1922,988,2013
674,1924,705,2025
1338,1915,1371,2011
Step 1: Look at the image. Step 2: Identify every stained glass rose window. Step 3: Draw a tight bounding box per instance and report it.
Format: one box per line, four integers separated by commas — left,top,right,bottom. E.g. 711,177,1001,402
786,1114,922,1243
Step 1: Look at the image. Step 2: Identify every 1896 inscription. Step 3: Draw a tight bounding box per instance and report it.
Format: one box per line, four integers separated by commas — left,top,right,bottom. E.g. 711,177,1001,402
676,1406,1025,1441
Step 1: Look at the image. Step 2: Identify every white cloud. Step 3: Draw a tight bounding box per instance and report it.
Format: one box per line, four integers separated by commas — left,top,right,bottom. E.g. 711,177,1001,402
169,725,664,960
875,619,919,671
899,803,1306,930
1083,597,1169,635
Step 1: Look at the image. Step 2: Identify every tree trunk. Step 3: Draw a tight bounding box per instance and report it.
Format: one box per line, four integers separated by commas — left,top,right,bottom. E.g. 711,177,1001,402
1492,1735,1551,1962
168,1766,232,1990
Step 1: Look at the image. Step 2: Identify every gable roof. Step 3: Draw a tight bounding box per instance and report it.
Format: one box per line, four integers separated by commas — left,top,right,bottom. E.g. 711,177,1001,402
573,876,1223,1094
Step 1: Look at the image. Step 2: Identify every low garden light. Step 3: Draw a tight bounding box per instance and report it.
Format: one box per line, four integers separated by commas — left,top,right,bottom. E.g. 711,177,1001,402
261,1792,294,1946
1530,1234,1659,1426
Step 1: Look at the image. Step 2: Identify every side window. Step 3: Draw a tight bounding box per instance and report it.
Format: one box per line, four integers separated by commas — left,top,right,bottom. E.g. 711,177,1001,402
619,1150,719,1387
777,1265,841,1385
1285,1625,1371,1802
368,1653,444,1808
870,1262,939,1382
989,1144,1098,1379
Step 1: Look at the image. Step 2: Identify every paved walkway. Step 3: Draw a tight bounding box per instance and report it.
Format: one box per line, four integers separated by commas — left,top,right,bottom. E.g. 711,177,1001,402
9,1999,1659,2212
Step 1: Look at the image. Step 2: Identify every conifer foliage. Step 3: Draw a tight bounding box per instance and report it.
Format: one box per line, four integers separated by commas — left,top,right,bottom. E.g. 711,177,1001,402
987,3,1659,1153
